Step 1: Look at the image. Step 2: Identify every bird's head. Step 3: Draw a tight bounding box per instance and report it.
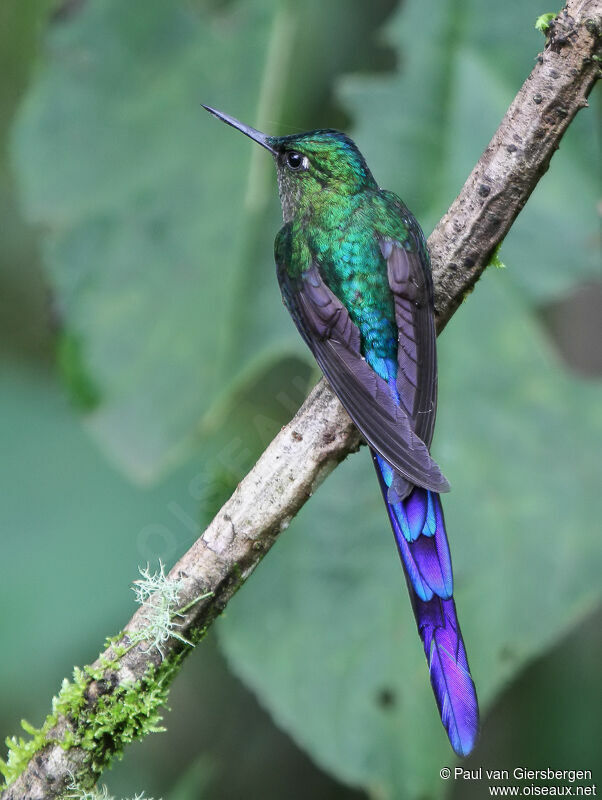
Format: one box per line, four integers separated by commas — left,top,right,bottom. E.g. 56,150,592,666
203,106,377,222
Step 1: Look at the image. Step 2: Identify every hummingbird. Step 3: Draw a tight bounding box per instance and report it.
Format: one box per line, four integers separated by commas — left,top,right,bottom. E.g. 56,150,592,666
203,105,479,756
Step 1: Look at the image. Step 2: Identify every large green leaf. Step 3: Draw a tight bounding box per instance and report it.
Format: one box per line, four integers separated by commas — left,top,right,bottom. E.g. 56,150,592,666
11,0,301,482
218,271,602,799
339,0,600,302
11,0,400,484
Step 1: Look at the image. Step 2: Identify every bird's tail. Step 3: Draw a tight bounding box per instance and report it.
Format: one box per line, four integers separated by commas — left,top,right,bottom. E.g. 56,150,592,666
371,450,479,757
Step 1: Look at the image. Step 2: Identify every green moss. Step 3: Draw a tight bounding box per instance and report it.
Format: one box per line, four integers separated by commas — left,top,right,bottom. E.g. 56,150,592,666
185,623,210,647
103,632,136,661
0,577,203,788
76,668,172,774
0,654,182,789
534,12,557,34
0,719,50,789
487,242,506,270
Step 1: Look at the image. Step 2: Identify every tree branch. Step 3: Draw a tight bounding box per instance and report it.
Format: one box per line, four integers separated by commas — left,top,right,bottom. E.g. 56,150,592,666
3,2,599,796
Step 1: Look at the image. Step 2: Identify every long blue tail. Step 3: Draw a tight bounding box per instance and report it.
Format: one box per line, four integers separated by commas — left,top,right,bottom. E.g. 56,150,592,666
372,450,479,756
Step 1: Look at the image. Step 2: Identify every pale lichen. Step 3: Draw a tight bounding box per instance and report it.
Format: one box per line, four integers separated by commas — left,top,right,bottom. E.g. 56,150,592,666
65,774,159,800
129,562,210,658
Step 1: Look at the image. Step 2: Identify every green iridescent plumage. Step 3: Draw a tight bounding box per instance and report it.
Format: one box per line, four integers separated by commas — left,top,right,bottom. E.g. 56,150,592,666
204,106,479,756
269,131,430,371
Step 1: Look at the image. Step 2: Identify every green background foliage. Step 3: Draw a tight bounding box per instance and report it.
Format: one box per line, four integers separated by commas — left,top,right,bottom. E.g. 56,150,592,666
1,0,600,798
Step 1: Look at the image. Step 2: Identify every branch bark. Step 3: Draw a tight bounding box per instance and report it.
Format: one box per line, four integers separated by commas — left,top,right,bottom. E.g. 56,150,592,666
3,2,600,797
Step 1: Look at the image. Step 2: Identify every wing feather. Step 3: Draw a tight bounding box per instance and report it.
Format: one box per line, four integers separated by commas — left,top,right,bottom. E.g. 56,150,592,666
279,261,449,493
381,236,437,448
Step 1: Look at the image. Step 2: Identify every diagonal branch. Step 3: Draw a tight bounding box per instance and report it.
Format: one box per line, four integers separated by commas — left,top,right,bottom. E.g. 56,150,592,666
2,2,599,797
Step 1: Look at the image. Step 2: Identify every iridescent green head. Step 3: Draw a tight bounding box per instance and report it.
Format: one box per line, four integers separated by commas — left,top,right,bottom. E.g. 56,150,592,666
203,105,377,222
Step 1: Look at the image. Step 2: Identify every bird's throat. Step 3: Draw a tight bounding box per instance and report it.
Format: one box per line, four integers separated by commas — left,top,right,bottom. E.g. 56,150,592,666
276,168,303,223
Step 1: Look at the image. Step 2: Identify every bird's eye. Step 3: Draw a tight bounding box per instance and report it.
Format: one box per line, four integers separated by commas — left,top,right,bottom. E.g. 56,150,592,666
285,151,305,171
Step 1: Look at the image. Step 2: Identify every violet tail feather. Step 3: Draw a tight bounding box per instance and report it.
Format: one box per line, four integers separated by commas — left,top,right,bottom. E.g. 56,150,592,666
372,450,479,757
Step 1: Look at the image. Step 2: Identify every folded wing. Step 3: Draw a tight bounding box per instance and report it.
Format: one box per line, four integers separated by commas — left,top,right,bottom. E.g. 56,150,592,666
379,235,437,448
278,259,449,493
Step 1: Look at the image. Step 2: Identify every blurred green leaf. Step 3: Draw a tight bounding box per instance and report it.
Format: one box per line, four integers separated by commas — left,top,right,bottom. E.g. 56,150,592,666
0,0,53,362
11,0,302,483
0,359,208,723
11,0,399,485
455,607,602,797
219,271,602,799
0,0,52,153
166,755,213,800
339,0,600,301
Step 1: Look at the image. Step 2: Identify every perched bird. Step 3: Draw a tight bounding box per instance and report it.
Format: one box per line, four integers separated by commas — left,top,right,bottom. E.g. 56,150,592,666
204,105,479,756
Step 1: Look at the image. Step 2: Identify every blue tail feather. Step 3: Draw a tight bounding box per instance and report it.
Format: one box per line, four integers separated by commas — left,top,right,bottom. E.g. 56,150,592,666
414,595,479,757
372,449,479,756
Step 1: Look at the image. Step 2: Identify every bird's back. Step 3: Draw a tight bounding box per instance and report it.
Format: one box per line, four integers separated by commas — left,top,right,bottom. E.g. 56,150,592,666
296,189,407,375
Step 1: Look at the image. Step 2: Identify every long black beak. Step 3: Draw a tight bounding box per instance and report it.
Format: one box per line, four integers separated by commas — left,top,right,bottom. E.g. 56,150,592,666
202,105,276,155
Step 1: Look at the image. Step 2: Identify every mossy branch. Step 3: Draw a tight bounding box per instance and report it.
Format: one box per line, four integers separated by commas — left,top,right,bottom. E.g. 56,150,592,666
2,1,599,797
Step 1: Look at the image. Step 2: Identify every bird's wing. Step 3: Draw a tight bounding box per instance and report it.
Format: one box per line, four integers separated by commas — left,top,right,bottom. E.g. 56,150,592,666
277,259,449,493
379,235,438,449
